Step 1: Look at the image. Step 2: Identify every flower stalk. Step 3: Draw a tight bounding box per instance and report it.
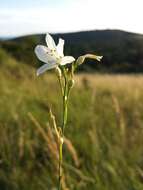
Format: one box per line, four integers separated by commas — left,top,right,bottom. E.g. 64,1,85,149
34,33,102,190
58,136,63,190
57,68,70,190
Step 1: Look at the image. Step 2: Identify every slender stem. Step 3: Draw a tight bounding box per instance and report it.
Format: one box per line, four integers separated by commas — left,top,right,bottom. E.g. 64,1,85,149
62,94,68,133
58,76,64,97
58,69,69,190
58,137,63,190
62,70,68,133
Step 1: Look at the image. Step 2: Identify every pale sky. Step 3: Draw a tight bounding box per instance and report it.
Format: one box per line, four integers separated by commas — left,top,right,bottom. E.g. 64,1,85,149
0,0,143,37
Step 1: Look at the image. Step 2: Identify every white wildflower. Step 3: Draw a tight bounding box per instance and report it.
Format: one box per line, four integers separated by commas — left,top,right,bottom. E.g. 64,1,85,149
35,33,75,76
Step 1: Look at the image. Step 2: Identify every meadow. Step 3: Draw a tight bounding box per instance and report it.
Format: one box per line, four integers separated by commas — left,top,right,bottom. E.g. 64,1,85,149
0,48,143,190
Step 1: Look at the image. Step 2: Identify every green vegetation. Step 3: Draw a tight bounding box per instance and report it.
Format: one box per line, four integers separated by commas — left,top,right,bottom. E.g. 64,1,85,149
0,47,143,189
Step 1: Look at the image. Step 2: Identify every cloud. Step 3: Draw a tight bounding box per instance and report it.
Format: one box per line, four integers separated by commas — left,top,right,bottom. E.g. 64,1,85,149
0,0,143,37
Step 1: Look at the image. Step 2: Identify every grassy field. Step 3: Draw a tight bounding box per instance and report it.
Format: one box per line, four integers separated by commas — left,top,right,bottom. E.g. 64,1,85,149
1,48,143,189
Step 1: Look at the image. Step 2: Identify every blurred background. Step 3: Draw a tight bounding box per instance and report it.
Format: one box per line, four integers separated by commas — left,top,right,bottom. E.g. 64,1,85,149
0,0,143,190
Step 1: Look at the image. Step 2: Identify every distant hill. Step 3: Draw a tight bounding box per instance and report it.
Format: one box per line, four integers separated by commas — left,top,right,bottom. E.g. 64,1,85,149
0,29,143,73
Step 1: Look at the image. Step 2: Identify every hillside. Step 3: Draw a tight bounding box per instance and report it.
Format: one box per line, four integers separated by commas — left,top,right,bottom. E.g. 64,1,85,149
0,29,143,73
0,52,143,189
1,31,143,189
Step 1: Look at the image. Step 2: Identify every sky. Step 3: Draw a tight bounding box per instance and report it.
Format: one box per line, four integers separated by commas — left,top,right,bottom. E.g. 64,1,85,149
0,0,143,37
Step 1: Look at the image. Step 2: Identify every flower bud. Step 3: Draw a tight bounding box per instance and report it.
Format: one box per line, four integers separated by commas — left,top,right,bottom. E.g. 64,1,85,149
68,79,75,88
76,56,85,66
75,54,103,66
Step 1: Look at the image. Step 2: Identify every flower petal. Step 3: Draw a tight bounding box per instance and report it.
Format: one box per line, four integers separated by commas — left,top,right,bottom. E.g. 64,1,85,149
61,56,75,65
56,38,64,57
35,45,56,64
45,33,56,50
37,63,57,76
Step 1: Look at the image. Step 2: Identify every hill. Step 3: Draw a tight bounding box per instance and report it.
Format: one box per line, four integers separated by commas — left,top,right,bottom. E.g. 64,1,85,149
1,31,143,189
0,29,143,73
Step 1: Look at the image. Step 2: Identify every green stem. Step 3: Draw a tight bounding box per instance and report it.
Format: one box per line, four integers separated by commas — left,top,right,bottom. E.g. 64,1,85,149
58,70,69,190
62,70,68,133
58,76,64,97
62,94,68,133
58,138,63,190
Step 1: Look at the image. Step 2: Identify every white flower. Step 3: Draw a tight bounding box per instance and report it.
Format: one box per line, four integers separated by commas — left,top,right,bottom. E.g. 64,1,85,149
35,33,75,76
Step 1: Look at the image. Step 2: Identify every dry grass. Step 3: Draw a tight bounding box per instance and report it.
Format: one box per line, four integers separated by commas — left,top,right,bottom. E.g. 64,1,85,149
1,62,143,189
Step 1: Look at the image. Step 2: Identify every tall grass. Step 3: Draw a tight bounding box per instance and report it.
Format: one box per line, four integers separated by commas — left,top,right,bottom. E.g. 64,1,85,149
0,52,143,189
